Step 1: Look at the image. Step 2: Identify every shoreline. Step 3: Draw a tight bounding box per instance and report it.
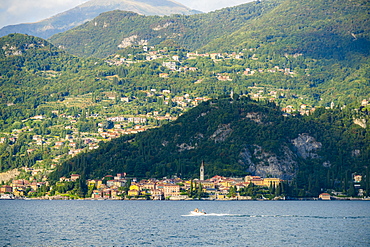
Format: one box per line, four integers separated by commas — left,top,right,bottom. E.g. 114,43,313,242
1,196,369,201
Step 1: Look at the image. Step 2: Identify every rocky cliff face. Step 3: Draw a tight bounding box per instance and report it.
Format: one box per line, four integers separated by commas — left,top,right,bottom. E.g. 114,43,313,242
239,144,298,180
291,133,322,159
238,133,327,180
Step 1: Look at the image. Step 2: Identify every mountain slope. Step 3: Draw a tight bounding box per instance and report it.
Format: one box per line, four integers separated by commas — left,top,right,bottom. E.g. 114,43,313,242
47,0,370,107
50,96,370,196
0,33,107,125
0,0,200,39
203,0,370,59
48,0,281,58
199,0,370,106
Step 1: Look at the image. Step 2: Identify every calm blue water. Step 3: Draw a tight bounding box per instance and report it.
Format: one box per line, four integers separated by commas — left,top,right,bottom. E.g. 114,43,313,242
0,200,369,246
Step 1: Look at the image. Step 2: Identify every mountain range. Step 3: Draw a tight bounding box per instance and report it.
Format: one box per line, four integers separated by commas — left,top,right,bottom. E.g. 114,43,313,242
49,0,281,58
0,0,200,39
47,0,370,60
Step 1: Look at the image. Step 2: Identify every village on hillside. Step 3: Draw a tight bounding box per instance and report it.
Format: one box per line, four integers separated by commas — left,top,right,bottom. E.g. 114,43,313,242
0,45,368,201
0,162,366,201
1,45,339,173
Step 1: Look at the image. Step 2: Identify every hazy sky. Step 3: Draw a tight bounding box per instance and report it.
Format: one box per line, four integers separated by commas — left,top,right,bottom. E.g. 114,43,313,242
0,0,253,28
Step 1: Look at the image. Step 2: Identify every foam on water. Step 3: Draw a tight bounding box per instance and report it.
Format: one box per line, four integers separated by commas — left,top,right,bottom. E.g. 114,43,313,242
182,213,370,219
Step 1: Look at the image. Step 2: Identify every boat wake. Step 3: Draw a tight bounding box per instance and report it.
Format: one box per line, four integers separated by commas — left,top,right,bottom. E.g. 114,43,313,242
181,214,369,219
182,213,239,217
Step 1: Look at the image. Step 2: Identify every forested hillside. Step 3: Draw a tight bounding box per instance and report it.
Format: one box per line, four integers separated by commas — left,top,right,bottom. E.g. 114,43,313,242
204,0,370,58
203,0,370,101
0,34,108,127
49,0,280,58
50,96,370,197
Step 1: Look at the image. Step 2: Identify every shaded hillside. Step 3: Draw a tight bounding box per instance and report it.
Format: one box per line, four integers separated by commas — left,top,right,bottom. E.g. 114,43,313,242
0,0,199,39
50,96,370,196
204,0,370,60
48,0,280,58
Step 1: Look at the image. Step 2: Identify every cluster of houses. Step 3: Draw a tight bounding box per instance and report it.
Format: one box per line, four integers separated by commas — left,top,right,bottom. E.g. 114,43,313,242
0,178,48,199
105,46,299,82
0,170,285,200
62,173,284,200
0,89,213,169
0,168,365,200
161,56,297,80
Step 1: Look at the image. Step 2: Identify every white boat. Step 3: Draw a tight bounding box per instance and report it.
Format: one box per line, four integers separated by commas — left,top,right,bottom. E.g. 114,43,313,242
0,194,14,200
190,209,206,215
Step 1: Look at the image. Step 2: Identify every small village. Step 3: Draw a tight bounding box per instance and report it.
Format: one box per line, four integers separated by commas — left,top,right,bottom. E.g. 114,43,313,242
0,161,284,200
0,161,366,201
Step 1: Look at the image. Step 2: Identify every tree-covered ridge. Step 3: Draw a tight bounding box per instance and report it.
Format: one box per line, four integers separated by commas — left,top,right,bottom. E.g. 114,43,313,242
204,0,370,59
200,0,370,107
50,96,370,197
49,0,281,58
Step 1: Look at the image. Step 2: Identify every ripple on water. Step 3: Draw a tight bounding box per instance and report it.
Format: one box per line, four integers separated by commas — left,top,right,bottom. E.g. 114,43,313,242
0,200,369,246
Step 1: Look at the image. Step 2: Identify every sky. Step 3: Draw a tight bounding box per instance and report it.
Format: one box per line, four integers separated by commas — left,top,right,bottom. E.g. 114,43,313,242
0,0,253,29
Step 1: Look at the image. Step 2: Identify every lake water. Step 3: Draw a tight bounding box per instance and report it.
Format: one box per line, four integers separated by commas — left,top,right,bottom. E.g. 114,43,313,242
0,200,369,246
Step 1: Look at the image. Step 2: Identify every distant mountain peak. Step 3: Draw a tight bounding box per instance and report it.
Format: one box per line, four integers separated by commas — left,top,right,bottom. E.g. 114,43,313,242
0,0,200,39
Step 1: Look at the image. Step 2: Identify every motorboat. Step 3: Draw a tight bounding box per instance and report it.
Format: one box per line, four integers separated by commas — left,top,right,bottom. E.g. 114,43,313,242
190,209,206,215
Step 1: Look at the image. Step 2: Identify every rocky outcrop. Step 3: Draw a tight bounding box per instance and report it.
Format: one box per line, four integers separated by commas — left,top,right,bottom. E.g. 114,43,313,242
152,22,173,31
118,35,148,48
209,124,232,143
291,133,322,159
238,134,326,180
239,145,298,180
177,143,196,152
2,41,45,57
353,118,367,128
244,112,263,124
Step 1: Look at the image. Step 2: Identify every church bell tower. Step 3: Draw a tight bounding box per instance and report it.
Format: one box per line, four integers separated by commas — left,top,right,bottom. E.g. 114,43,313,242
200,161,204,181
